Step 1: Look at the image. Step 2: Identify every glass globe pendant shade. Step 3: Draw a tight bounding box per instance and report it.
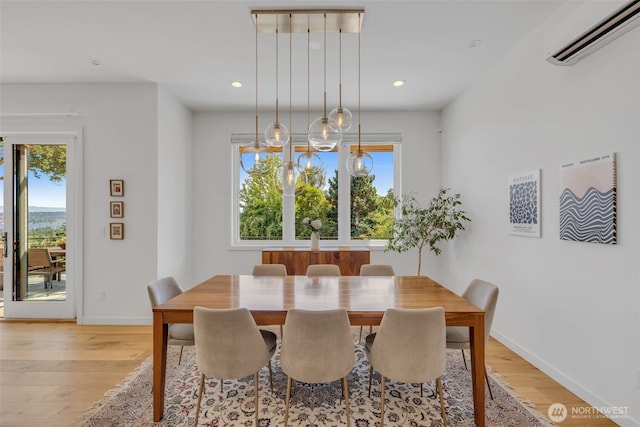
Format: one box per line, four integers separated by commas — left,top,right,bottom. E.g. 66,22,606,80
264,121,289,147
308,116,342,151
346,149,373,177
297,151,322,175
328,106,353,132
240,141,270,176
275,161,307,196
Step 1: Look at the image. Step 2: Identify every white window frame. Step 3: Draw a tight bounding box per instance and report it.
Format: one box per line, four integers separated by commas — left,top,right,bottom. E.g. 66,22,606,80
230,133,402,249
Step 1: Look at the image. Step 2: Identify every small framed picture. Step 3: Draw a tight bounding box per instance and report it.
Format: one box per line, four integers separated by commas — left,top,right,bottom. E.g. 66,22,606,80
110,201,124,218
110,179,124,197
110,223,124,240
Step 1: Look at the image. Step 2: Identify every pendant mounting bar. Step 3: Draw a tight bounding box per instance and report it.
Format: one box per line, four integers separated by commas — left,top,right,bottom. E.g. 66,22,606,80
251,9,364,34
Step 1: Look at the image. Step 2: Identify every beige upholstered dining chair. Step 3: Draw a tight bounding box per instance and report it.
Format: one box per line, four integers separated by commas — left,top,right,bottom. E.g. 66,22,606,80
281,308,355,426
446,278,499,400
360,264,395,276
251,263,288,276
147,277,194,365
305,264,341,277
252,263,287,337
365,307,447,427
193,307,276,426
358,264,396,341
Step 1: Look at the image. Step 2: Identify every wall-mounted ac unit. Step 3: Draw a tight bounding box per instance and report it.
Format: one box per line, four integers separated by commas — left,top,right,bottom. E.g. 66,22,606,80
546,0,640,66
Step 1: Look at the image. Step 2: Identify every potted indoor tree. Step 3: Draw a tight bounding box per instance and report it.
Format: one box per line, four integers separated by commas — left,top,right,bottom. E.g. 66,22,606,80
386,187,470,276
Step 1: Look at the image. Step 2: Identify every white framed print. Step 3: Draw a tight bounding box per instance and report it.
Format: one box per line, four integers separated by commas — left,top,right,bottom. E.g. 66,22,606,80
509,169,541,237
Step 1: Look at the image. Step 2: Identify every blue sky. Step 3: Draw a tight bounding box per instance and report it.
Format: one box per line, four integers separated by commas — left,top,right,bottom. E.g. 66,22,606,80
28,171,66,208
241,150,394,195
0,165,66,208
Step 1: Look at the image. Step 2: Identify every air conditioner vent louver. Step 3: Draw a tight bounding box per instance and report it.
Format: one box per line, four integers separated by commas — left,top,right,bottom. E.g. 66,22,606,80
547,0,640,66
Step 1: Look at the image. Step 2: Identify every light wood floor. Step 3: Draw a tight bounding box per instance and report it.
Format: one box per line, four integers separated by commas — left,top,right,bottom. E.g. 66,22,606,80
0,321,616,427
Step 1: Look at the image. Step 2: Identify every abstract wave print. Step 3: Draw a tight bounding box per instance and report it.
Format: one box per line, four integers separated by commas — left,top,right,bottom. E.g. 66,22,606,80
559,187,616,244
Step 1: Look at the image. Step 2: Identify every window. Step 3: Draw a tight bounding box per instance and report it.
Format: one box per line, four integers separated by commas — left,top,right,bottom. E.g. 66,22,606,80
232,133,401,247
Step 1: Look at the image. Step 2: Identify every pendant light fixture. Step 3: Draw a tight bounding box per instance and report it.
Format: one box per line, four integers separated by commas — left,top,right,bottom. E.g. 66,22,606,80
297,23,321,176
276,13,305,196
307,13,342,152
328,28,353,132
346,12,373,177
264,15,289,148
241,13,269,176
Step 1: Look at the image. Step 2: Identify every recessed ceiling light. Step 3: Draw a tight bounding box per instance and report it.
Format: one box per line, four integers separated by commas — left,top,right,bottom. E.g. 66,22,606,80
231,81,242,88
393,80,405,87
89,59,103,66
468,39,482,48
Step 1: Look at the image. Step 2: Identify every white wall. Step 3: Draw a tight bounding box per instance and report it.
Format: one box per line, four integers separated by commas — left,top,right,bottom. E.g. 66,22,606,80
190,110,442,283
1,83,160,324
157,87,193,286
441,4,640,425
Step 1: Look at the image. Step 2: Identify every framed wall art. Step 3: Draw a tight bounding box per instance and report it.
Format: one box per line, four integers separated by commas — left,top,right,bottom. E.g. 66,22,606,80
508,169,541,237
110,179,124,197
559,153,616,244
110,223,125,240
110,201,124,218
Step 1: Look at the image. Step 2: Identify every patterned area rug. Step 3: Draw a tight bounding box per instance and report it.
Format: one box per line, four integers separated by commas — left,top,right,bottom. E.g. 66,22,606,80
75,329,553,426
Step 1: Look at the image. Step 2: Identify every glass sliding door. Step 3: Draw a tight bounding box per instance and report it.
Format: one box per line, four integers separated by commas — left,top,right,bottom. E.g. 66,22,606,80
2,133,77,319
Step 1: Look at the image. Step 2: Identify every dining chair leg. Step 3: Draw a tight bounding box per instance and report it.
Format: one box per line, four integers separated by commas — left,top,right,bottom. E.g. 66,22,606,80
368,365,374,397
195,373,205,426
268,361,274,394
254,372,259,426
420,383,423,397
485,367,494,400
178,346,185,365
358,326,363,343
342,376,351,427
461,349,468,370
437,377,447,427
284,376,292,426
380,375,386,427
220,380,223,393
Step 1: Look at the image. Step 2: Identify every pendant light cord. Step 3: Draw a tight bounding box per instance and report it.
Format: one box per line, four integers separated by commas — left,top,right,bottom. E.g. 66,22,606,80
339,28,343,108
275,16,279,125
306,21,311,156
323,13,327,117
255,13,259,144
358,12,362,151
289,12,293,163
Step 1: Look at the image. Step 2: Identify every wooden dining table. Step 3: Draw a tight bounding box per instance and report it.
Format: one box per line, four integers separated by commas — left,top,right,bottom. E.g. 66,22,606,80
152,274,486,426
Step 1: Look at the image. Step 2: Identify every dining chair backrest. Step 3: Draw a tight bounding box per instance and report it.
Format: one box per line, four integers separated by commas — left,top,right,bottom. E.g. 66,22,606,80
194,306,273,380
368,307,446,383
461,279,499,344
281,308,354,383
147,276,183,308
360,264,395,276
306,264,341,277
251,264,287,276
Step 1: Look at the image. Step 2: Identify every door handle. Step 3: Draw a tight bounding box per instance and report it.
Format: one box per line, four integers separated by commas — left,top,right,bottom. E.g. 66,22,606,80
3,232,7,257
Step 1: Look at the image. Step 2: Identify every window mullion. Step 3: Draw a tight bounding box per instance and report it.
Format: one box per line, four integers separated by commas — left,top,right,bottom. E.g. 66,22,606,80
282,143,296,243
337,145,350,245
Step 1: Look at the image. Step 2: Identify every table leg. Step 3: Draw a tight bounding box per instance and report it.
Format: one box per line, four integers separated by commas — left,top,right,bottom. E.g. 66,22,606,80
153,311,168,422
470,316,486,427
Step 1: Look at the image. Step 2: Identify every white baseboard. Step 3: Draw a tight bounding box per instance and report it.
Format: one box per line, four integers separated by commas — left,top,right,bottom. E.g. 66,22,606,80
492,330,639,427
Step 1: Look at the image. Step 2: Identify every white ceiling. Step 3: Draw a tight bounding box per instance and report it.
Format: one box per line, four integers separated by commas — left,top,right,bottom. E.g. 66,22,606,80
0,0,563,112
